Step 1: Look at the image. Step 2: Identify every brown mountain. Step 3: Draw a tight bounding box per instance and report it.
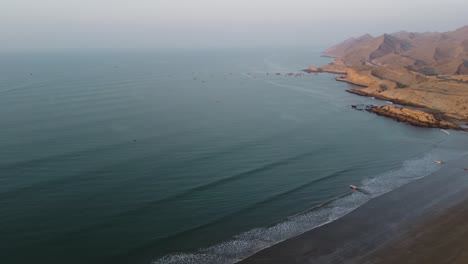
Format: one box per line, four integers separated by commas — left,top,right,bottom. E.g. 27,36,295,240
307,25,468,128
324,34,374,58
326,26,468,75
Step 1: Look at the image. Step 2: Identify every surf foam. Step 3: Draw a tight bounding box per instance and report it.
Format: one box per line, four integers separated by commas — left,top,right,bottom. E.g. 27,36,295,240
153,148,462,264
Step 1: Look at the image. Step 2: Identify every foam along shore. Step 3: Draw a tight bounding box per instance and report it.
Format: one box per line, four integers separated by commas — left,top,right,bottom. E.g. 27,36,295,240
237,154,468,264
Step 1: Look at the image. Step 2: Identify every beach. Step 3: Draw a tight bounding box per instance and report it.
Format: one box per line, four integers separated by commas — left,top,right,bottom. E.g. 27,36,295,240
2,50,467,264
364,194,468,264
238,154,468,264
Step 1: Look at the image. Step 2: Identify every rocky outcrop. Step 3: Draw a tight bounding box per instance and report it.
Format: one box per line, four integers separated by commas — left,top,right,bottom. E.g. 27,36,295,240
303,65,347,75
337,77,368,87
346,89,372,96
368,105,460,130
345,89,428,108
351,104,374,111
456,60,468,75
308,25,468,125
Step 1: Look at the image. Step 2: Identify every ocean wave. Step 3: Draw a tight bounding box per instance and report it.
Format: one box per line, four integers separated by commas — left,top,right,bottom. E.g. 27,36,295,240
97,148,327,221
152,149,457,264
149,166,361,244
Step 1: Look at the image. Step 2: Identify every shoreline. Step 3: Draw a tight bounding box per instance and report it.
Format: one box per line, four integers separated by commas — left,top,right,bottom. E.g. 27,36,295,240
303,63,466,130
345,88,426,107
237,154,468,264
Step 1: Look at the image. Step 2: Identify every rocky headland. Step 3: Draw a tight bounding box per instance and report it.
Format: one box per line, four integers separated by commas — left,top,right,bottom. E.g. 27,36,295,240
369,105,460,129
306,25,468,130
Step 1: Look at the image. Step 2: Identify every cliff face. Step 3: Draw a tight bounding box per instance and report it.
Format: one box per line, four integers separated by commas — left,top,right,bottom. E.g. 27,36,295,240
368,106,460,130
308,25,468,129
369,34,412,60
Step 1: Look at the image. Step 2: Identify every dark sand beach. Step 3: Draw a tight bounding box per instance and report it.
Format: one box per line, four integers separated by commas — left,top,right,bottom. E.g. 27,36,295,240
238,154,468,264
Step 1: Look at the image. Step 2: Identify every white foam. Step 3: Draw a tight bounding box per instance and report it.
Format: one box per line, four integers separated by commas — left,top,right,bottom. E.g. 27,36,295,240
152,149,460,264
440,129,450,135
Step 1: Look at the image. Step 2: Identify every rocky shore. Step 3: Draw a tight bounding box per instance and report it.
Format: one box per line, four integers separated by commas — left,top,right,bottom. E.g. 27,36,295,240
305,26,468,130
345,89,427,108
303,66,346,75
318,67,466,130
368,105,461,130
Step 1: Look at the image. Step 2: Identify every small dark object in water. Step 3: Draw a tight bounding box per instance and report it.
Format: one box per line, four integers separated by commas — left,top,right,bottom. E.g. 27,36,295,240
350,185,371,195
350,104,374,111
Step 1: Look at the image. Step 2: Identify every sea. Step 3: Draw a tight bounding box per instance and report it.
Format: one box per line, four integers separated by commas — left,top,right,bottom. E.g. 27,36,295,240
1,48,467,264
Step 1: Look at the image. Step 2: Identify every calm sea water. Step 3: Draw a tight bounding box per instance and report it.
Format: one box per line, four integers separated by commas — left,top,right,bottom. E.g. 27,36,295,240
0,48,466,264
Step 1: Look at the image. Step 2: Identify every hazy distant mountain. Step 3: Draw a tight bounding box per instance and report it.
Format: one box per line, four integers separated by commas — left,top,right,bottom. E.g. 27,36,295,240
307,25,468,126
324,34,374,58
325,26,468,76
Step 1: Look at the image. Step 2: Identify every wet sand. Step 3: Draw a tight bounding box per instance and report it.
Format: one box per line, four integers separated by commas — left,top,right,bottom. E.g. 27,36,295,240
238,154,468,264
363,196,468,264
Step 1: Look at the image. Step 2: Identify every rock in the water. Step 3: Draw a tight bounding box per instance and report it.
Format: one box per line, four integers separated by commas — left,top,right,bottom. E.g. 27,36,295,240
351,104,375,111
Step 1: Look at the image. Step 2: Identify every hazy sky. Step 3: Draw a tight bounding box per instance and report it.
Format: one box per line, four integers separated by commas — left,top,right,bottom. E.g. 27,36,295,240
1,0,467,50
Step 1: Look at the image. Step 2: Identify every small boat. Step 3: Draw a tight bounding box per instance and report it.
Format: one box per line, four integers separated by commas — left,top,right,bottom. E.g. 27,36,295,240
350,185,371,195
434,160,444,165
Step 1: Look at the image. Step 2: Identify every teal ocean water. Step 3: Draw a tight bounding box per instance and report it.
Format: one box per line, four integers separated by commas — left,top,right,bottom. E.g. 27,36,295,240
0,49,466,264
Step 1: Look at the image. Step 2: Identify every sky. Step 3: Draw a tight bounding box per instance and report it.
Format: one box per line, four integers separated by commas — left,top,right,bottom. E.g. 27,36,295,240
1,0,467,50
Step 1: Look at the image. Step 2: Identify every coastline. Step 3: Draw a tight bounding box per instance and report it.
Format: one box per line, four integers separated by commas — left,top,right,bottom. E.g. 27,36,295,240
345,88,426,108
303,63,466,130
237,154,468,264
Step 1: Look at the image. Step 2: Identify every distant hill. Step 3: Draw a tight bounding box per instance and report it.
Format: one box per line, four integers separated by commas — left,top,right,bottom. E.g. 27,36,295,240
324,34,374,58
307,25,468,127
325,26,468,76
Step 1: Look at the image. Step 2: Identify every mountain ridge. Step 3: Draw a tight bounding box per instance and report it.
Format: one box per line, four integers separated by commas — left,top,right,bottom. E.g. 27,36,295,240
305,25,468,129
